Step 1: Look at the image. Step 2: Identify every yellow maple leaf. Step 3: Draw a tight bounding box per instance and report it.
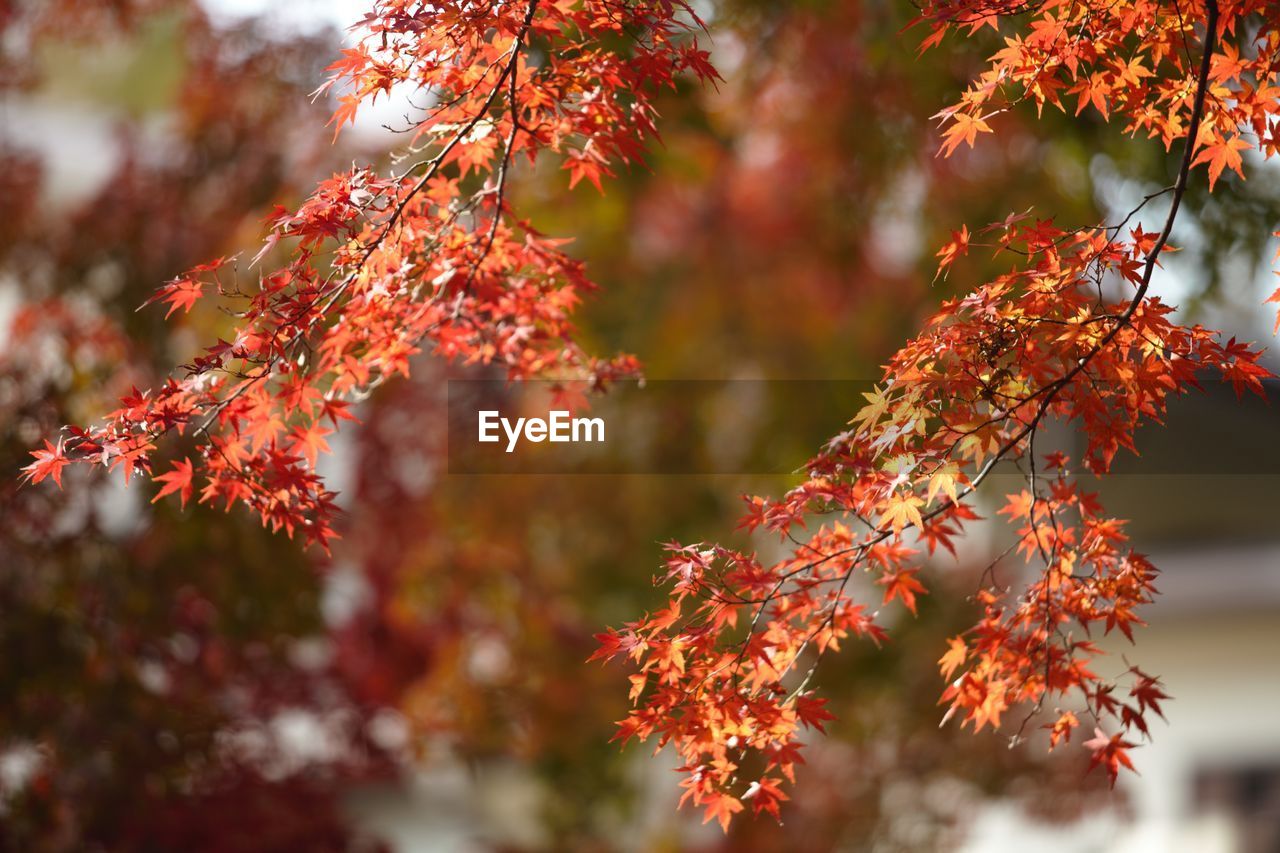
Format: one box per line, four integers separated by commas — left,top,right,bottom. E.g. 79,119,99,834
879,493,925,534
926,462,963,505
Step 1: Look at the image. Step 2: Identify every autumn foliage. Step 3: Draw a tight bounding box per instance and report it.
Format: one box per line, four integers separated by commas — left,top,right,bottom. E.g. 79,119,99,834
19,0,1280,835
24,0,716,549
593,0,1276,829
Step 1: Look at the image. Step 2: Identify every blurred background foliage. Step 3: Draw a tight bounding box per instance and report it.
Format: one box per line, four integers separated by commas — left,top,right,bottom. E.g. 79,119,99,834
1,0,1274,850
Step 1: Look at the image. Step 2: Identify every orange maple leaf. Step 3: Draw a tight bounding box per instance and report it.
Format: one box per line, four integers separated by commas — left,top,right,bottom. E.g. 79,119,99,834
879,493,925,533
702,793,744,833
935,225,971,281
938,112,993,157
879,569,927,615
938,636,967,680
1192,135,1250,191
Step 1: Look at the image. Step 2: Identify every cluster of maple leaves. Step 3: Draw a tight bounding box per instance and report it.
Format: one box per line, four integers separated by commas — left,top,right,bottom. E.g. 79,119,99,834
924,0,1280,193
592,0,1277,830
595,221,1267,827
22,0,716,549
20,0,1280,833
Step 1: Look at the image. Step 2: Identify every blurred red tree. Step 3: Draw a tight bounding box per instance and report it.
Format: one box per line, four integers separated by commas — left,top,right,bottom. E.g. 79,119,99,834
0,4,395,848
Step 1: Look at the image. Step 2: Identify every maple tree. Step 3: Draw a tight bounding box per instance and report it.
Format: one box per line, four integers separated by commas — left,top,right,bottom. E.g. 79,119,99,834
15,0,1280,840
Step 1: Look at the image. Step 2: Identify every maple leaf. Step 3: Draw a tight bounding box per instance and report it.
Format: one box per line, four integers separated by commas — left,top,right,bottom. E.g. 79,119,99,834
967,677,1008,732
879,569,927,615
589,630,641,663
1266,282,1280,333
999,490,1035,521
938,636,967,680
701,792,744,833
1128,670,1170,721
456,133,499,177
21,440,70,488
327,94,360,140
1192,136,1250,191
152,458,195,508
320,399,359,428
920,516,961,556
142,278,205,319
925,461,963,505
1084,728,1137,786
795,693,836,733
1047,711,1079,748
564,148,610,193
245,407,286,454
1210,43,1246,83
289,423,334,468
741,777,789,820
938,112,993,157
879,493,924,534
851,387,893,432
935,225,971,282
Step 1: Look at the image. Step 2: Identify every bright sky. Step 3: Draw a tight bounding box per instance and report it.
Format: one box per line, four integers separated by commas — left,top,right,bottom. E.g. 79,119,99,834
200,0,362,34
200,0,413,142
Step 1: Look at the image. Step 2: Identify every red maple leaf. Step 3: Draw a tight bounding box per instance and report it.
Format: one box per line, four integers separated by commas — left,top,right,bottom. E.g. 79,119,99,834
152,458,196,508
21,440,70,488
